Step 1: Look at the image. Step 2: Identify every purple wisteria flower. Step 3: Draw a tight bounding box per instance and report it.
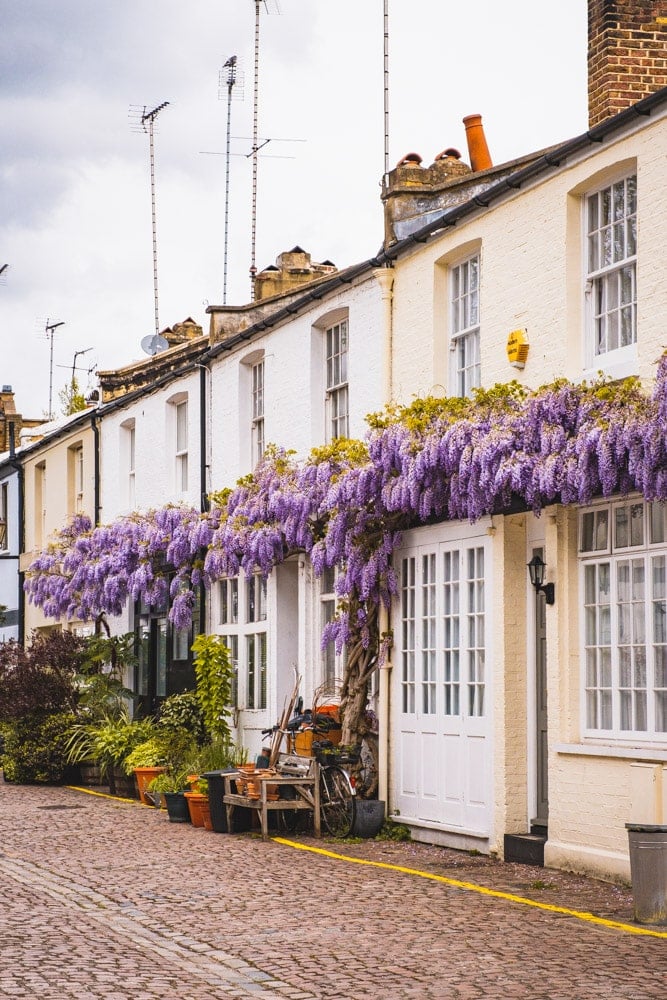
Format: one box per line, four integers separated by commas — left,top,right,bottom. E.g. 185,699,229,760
25,365,667,647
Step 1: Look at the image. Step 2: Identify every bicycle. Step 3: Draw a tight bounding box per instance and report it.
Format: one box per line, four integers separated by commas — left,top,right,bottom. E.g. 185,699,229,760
261,720,357,838
313,741,357,838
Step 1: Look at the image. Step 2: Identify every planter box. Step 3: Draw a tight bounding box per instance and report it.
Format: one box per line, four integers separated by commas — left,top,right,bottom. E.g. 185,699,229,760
108,766,138,799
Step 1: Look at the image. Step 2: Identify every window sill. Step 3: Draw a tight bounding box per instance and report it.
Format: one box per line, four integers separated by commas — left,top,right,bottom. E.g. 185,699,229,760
555,742,667,763
582,353,637,385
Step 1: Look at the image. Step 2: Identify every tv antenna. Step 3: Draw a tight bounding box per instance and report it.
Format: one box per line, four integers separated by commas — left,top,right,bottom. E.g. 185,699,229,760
0,264,9,285
250,0,281,300
70,347,93,384
129,101,170,338
45,318,65,420
383,0,390,177
219,55,244,305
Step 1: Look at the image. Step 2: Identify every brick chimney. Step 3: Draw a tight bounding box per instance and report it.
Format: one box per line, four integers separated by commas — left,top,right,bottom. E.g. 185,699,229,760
588,1,667,127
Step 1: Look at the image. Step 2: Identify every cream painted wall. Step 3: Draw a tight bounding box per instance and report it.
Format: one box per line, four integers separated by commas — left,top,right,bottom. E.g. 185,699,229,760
21,414,96,634
389,113,667,404
0,466,20,642
385,111,667,880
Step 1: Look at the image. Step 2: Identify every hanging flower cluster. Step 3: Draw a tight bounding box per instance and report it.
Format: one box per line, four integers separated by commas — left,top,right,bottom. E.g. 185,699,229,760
25,364,667,647
25,505,217,630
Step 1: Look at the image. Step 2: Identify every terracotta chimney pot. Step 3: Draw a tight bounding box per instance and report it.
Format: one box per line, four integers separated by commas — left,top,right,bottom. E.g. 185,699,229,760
434,147,462,161
462,114,493,172
396,152,423,167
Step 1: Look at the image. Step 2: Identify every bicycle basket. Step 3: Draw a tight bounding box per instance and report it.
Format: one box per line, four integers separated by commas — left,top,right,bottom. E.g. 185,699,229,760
312,742,361,766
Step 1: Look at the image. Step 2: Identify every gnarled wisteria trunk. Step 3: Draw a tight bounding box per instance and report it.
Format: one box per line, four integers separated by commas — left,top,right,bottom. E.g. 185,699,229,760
339,596,380,798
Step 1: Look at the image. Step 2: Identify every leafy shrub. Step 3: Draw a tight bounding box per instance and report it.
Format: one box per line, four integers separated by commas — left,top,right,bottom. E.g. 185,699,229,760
192,635,234,742
0,632,87,722
2,712,77,784
75,632,136,720
157,691,207,744
147,769,190,794
186,736,239,775
65,710,156,777
378,820,412,842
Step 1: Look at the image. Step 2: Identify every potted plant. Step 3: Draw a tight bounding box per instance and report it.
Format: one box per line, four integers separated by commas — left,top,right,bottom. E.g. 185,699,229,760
148,769,191,822
122,737,169,805
65,709,156,797
184,776,212,828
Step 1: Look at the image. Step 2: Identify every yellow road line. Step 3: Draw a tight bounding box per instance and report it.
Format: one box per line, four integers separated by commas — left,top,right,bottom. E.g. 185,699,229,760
273,837,667,940
65,785,137,803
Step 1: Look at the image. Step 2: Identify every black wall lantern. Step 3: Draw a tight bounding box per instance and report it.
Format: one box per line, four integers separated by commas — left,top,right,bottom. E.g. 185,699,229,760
527,554,555,605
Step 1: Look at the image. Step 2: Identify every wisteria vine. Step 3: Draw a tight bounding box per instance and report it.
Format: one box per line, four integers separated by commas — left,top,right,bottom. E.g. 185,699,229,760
25,362,667,654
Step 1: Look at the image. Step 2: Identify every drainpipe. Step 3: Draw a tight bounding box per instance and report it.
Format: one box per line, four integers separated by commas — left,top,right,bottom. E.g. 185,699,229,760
378,601,392,806
7,424,25,644
373,268,394,806
199,363,209,514
198,362,210,636
373,266,395,404
90,412,100,525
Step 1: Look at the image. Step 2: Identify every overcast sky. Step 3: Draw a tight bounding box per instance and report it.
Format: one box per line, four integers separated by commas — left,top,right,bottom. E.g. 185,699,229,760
1,1,588,418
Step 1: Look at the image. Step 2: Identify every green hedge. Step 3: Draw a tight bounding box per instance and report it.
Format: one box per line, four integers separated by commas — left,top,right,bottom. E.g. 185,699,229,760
1,712,77,784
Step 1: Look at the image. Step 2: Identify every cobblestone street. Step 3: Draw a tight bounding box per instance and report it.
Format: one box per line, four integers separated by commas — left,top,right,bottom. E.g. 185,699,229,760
0,780,665,1000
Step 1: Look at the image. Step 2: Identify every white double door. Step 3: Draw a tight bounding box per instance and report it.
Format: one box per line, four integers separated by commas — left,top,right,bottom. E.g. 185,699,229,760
392,527,492,835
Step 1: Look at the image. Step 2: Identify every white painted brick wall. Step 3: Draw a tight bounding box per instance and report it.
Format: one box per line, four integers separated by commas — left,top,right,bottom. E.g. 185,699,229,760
210,273,384,488
100,370,201,522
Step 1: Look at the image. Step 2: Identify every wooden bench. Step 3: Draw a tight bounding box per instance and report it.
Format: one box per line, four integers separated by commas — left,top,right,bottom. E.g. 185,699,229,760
222,754,320,841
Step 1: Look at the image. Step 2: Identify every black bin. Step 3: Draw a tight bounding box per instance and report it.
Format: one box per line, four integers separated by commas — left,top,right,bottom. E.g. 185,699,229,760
202,769,252,833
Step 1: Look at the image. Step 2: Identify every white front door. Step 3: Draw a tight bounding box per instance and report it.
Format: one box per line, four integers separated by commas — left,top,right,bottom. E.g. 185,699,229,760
392,528,492,836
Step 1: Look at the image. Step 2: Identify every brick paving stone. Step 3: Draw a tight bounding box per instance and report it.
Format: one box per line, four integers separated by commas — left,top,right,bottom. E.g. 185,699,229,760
0,780,666,999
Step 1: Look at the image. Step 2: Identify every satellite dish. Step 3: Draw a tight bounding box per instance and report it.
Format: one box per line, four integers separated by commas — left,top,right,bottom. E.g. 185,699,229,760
140,334,169,356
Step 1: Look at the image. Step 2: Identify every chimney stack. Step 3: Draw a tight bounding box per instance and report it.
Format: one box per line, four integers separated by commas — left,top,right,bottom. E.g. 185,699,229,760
462,114,493,172
588,1,667,127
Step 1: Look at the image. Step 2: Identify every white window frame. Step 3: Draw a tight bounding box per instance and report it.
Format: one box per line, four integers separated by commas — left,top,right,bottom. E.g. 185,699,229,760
584,173,637,374
67,444,84,514
219,572,267,710
400,541,487,720
174,399,188,493
449,255,480,398
35,461,46,548
319,566,346,688
127,423,136,509
0,481,8,551
251,359,265,465
579,498,667,743
75,447,84,512
325,319,349,441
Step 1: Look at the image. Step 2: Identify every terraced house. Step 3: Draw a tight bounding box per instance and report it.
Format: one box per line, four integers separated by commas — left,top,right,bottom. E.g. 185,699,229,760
377,0,667,878
13,0,667,884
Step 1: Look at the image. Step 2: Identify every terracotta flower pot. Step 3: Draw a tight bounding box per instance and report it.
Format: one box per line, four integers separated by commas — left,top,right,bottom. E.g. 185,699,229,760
134,767,167,806
184,791,211,828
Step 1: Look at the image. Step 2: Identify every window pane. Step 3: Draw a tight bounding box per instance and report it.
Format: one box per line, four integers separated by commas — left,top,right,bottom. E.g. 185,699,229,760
630,503,644,547
596,511,609,550
650,505,667,544
176,402,188,452
586,177,637,358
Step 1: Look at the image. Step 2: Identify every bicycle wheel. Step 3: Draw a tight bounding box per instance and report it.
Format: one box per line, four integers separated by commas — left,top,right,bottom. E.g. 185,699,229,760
277,804,302,833
320,765,355,838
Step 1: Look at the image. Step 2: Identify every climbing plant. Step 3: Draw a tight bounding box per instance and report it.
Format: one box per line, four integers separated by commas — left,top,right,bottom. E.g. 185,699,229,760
191,634,235,744
24,363,667,750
